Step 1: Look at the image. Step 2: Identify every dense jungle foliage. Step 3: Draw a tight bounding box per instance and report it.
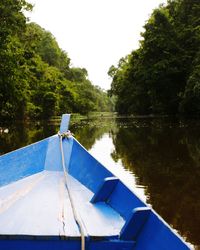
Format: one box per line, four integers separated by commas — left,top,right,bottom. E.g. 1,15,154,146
109,0,200,116
0,0,114,120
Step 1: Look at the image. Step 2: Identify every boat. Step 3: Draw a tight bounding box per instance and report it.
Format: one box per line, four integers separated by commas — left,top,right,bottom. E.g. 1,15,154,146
0,114,191,250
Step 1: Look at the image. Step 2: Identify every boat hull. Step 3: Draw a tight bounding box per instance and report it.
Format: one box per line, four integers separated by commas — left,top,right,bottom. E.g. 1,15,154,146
0,115,190,250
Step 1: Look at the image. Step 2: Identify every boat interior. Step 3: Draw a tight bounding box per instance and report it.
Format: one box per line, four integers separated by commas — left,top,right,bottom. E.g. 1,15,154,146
0,115,190,250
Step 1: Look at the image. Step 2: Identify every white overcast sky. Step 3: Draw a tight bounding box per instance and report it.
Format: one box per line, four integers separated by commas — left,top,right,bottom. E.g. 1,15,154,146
28,0,167,90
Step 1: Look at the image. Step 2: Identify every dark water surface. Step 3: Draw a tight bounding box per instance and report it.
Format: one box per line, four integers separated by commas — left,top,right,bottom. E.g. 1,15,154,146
0,116,200,249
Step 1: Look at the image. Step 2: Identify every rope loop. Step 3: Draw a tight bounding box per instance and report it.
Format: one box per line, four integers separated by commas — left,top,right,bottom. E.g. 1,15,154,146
58,130,73,139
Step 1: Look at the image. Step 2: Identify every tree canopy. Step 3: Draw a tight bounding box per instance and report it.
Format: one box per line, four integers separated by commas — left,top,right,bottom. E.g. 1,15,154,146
109,0,200,116
0,0,114,120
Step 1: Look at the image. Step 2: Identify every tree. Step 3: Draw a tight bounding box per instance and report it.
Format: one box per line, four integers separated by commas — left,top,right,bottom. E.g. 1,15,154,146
0,0,32,119
180,52,200,115
109,0,200,116
0,2,114,120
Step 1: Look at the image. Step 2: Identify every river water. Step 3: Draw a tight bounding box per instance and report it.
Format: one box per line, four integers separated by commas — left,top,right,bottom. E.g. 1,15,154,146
0,115,199,249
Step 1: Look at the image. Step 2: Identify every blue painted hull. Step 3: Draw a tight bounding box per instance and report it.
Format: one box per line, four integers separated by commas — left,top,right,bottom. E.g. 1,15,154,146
0,115,190,250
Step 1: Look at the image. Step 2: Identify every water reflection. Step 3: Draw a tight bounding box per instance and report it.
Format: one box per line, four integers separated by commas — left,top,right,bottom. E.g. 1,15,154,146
70,116,121,151
111,118,200,249
0,121,58,155
0,116,199,248
88,133,147,203
75,117,200,249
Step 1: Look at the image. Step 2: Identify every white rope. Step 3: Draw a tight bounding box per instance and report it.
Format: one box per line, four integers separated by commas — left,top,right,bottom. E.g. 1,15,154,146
58,131,85,250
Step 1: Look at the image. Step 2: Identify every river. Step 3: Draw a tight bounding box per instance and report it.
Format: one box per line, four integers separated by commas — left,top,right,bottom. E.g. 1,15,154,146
0,115,199,249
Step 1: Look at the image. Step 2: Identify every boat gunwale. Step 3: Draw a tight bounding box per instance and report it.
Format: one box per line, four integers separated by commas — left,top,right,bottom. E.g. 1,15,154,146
0,135,57,159
71,137,191,248
0,117,191,249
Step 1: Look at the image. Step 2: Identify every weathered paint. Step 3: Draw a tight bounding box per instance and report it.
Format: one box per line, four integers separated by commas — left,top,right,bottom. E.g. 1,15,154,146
0,170,125,239
67,137,190,249
0,171,80,237
66,174,125,237
0,114,191,250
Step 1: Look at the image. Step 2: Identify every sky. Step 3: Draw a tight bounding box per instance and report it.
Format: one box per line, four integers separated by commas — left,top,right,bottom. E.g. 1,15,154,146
28,0,167,90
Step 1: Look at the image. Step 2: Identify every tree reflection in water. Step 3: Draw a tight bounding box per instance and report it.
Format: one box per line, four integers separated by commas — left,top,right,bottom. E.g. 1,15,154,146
0,121,58,155
112,118,200,248
0,117,199,248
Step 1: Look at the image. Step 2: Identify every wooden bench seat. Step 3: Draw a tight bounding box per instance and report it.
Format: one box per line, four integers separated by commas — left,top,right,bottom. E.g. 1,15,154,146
0,171,125,239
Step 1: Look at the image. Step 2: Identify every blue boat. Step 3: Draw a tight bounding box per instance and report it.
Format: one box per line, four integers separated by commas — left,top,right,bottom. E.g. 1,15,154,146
0,114,191,250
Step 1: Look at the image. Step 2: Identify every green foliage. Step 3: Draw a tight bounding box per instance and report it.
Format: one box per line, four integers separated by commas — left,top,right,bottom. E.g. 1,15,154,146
109,0,200,116
180,51,200,114
0,0,32,119
0,0,114,120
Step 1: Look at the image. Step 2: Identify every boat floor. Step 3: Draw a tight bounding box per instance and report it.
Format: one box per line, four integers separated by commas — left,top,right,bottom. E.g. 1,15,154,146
0,171,125,239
